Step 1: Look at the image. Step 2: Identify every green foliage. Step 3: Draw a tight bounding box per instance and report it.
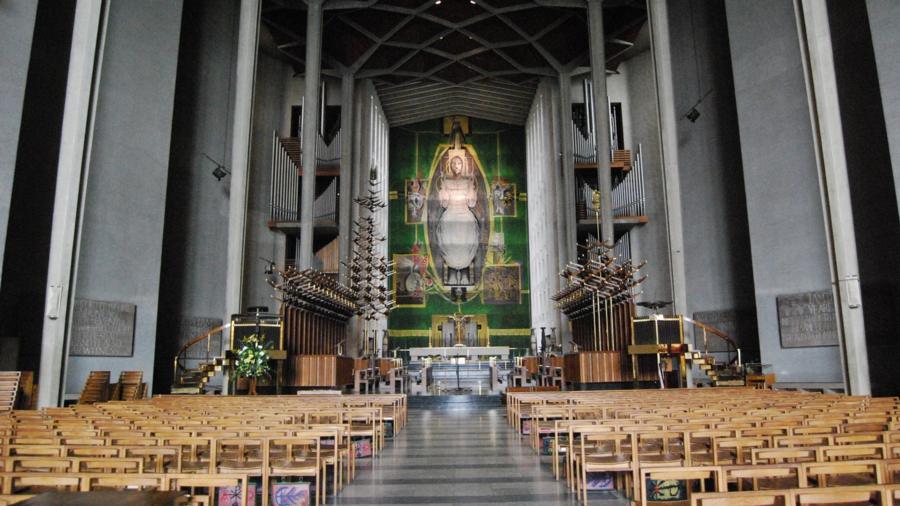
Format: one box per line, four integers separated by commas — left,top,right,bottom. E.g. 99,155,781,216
234,334,272,380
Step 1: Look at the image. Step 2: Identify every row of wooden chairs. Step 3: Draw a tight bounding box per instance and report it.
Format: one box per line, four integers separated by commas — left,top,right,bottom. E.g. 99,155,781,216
0,472,251,505
507,388,900,504
0,393,406,505
693,485,900,506
637,466,900,506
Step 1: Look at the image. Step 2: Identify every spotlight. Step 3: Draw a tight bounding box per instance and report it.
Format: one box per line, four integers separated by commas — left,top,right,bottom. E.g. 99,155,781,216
212,165,230,181
685,107,700,123
204,153,231,181
469,0,476,4
434,0,441,4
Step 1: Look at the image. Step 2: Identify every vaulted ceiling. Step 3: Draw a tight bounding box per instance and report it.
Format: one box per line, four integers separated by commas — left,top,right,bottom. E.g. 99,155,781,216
262,0,647,125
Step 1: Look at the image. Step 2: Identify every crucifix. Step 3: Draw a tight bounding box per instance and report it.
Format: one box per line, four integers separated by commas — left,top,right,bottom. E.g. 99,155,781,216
448,312,473,346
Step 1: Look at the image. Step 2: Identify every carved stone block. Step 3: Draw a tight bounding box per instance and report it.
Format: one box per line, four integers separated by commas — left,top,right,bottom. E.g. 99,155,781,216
777,290,838,348
70,298,136,357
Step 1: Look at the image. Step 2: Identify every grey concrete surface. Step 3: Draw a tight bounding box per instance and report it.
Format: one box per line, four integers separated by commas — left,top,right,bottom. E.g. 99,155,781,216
724,0,841,383
67,0,183,396
0,1,38,289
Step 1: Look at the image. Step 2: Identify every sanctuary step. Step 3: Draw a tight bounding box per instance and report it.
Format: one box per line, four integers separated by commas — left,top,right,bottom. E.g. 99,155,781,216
408,394,502,409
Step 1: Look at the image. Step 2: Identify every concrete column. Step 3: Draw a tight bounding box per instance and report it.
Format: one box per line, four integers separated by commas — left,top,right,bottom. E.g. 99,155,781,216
297,0,324,270
647,0,688,316
547,80,569,268
545,79,572,348
338,73,355,284
38,0,105,407
527,83,563,351
0,0,39,289
797,0,870,395
557,72,577,255
587,0,614,245
225,0,260,318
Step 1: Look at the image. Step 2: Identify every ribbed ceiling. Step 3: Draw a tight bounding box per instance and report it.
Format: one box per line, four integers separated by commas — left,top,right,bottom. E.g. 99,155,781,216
262,0,647,125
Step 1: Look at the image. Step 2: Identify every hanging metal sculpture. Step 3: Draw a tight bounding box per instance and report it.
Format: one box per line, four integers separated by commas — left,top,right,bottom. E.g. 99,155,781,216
345,169,394,355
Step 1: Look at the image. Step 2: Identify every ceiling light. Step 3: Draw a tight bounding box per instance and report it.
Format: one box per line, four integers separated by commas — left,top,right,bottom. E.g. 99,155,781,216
204,153,231,181
685,107,700,123
469,0,476,4
435,0,441,4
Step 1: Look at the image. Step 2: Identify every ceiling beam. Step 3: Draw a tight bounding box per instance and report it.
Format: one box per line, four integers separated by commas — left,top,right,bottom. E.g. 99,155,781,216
480,5,564,71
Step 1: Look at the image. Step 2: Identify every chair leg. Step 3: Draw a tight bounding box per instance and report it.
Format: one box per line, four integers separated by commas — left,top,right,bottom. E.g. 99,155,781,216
552,437,559,479
581,464,588,504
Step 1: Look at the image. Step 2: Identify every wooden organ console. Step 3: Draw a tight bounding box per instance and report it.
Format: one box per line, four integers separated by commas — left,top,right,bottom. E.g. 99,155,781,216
553,241,656,385
274,267,358,388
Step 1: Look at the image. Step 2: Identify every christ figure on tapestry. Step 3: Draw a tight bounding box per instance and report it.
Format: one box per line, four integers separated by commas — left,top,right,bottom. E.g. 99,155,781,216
436,154,480,286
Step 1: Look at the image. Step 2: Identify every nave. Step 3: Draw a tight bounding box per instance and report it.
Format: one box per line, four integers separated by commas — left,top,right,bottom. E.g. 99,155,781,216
334,400,618,506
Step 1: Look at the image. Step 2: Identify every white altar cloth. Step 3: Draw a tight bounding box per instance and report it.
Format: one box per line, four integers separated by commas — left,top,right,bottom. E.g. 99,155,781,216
409,346,510,360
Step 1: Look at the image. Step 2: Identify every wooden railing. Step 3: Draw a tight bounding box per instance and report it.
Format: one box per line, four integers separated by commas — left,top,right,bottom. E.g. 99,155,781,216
683,317,742,368
171,323,230,385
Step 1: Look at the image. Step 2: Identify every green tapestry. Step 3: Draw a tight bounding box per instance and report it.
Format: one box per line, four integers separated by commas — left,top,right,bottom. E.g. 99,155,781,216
388,117,531,356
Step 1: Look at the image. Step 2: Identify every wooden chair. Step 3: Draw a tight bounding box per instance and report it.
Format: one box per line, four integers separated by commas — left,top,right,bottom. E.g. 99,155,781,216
121,446,180,473
800,460,884,488
1,473,80,494
74,457,143,474
794,484,885,505
639,465,725,506
80,473,166,492
578,430,637,503
636,430,688,467
167,474,248,506
751,447,818,465
724,464,803,492
774,435,833,448
690,430,740,466
77,371,111,404
110,371,145,401
4,456,71,473
818,444,888,462
65,446,120,459
691,490,792,506
265,436,322,506
715,437,769,466
0,494,35,505
161,437,212,473
215,437,264,477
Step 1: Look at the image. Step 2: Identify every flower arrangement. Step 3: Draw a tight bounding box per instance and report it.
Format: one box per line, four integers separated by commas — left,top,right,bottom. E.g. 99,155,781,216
234,334,272,394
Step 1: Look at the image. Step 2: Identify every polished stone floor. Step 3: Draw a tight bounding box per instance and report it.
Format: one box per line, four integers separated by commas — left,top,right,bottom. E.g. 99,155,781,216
331,404,629,505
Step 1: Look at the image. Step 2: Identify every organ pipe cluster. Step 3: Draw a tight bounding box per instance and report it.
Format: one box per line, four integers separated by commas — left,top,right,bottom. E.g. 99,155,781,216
553,241,646,351
272,267,358,321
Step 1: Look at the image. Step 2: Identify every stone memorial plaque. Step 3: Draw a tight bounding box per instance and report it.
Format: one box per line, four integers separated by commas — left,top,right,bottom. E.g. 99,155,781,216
777,290,838,348
176,316,223,359
692,309,740,353
70,298,136,356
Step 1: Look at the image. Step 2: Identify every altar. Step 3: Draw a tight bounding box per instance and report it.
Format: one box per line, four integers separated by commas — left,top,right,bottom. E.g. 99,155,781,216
409,346,510,361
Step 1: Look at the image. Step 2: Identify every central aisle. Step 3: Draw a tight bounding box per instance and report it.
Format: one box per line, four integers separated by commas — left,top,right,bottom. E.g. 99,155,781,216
332,402,627,505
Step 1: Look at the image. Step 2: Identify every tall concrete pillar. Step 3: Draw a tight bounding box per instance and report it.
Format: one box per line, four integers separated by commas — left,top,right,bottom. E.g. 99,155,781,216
338,73,355,284
557,72,577,256
647,0,688,317
547,80,569,268
527,83,563,352
297,0,324,270
225,0,260,318
0,0,39,289
587,0,614,245
797,0,870,395
38,0,105,407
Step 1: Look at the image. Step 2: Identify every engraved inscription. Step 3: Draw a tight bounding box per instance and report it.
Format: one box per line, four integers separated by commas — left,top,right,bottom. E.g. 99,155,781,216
777,290,838,348
70,299,136,357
